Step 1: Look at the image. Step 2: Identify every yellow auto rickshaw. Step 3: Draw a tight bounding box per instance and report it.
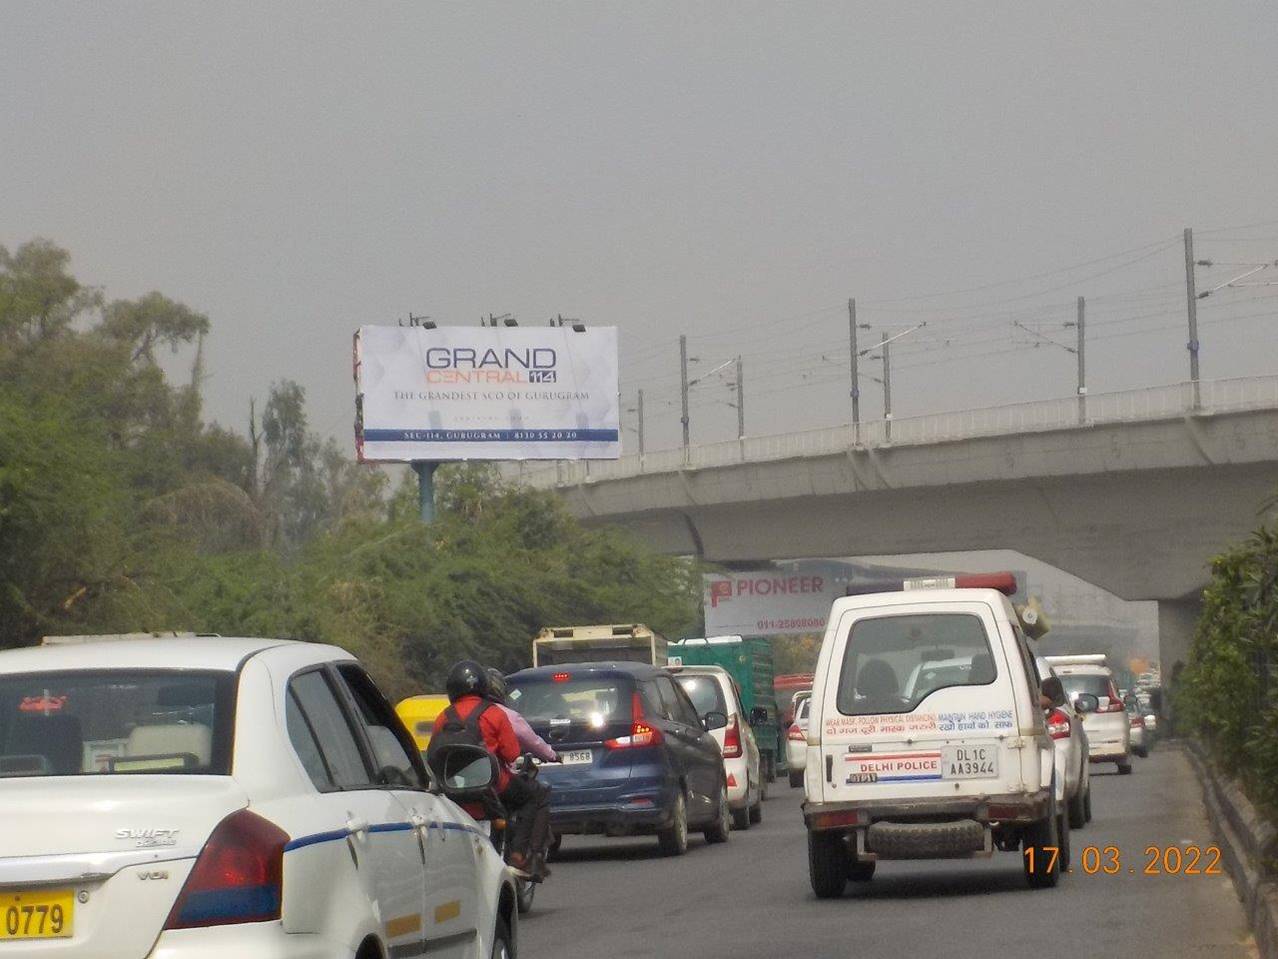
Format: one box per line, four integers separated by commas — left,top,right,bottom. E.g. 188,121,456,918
395,694,451,755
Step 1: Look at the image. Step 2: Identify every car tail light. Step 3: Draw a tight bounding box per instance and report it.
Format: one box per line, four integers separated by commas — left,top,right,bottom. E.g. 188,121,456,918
808,809,865,830
722,716,743,759
552,672,571,683
164,809,288,929
605,692,664,750
1046,708,1072,740
787,723,807,742
1130,714,1145,728
1100,681,1126,713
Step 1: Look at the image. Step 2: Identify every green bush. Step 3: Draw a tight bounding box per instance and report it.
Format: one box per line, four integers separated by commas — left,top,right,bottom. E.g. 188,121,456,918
1181,523,1278,818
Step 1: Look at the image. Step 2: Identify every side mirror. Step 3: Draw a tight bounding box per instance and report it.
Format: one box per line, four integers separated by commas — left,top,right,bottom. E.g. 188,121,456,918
703,710,728,732
1074,693,1100,714
748,706,768,726
1040,676,1067,709
431,744,496,797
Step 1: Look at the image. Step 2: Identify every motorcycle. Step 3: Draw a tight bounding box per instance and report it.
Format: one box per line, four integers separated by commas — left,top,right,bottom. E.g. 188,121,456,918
475,754,552,915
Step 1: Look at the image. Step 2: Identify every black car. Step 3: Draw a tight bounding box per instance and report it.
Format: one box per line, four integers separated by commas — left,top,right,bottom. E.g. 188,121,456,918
505,661,731,855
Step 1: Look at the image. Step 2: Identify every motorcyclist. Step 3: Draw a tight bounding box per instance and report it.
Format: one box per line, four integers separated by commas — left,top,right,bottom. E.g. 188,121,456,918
431,661,544,879
486,668,557,764
486,668,555,881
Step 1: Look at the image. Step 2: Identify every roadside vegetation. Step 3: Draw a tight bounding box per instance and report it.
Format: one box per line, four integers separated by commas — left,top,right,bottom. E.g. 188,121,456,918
0,238,700,697
1180,520,1278,820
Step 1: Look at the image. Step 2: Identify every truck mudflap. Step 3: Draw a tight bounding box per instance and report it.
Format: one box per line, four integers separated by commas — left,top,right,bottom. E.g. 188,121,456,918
803,788,1051,832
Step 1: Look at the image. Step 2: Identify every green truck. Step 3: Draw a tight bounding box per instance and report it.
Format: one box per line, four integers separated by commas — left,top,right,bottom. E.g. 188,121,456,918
667,636,787,781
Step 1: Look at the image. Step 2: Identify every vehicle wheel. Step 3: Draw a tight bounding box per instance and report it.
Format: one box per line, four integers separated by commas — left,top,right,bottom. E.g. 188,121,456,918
1135,746,1148,759
1023,797,1062,889
1084,785,1093,823
789,769,804,789
847,859,876,882
1067,783,1087,830
1117,761,1133,775
731,803,751,831
749,794,763,825
516,877,535,915
808,830,848,899
658,792,689,856
491,916,514,959
1057,804,1071,872
705,784,731,844
758,765,769,803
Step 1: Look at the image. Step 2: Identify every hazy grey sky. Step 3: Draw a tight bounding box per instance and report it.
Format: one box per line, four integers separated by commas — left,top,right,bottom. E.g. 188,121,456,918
4,1,1277,451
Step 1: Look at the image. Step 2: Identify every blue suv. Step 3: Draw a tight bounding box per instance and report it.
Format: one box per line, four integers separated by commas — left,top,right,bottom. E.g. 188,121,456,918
505,662,730,856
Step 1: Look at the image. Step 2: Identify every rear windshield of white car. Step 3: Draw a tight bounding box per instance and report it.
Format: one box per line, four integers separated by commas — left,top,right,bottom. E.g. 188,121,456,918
674,674,728,718
0,671,235,778
1059,673,1113,699
836,613,996,716
507,678,633,724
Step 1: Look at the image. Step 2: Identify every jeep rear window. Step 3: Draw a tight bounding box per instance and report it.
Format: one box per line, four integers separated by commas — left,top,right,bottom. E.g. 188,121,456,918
0,670,235,777
836,613,995,716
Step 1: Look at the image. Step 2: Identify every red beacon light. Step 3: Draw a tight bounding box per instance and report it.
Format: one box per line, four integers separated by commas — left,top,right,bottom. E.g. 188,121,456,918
846,572,1018,597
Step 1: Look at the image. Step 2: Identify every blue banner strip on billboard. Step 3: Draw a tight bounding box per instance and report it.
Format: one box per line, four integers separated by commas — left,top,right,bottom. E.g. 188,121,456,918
362,428,619,443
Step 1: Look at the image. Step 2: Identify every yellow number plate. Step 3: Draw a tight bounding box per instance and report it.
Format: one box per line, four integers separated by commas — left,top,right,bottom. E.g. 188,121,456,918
0,889,74,940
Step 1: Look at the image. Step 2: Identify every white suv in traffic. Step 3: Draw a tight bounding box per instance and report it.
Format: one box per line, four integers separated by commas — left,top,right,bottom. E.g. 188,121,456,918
803,575,1072,896
0,637,518,958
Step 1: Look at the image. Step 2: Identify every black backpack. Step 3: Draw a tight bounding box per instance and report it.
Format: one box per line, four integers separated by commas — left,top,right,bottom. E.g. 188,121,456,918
426,701,501,802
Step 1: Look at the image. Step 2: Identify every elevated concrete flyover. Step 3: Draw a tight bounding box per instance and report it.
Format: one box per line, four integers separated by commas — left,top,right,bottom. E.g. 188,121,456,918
513,377,1278,667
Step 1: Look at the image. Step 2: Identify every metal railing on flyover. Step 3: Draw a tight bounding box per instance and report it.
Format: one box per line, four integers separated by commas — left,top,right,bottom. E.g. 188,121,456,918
509,374,1278,488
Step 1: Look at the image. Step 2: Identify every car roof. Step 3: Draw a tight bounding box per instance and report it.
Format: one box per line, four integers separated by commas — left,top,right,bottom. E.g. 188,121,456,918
509,661,665,681
668,664,729,677
1051,664,1111,676
0,637,303,674
831,587,1010,613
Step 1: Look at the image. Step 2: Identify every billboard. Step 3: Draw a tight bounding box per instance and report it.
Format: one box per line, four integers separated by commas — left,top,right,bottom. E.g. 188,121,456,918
703,560,1026,637
354,325,620,462
704,564,843,637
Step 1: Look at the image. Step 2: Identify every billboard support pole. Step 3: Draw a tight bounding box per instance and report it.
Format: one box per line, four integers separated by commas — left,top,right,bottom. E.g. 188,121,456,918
413,461,438,523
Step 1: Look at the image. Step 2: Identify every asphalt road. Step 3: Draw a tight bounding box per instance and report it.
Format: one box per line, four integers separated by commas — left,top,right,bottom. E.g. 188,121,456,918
518,746,1255,959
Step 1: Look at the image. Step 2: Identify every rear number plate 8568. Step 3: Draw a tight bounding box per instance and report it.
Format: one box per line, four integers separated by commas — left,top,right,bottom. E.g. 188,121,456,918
1,889,74,940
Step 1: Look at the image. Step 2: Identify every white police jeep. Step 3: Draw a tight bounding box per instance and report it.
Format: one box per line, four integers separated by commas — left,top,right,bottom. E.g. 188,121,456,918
801,574,1070,897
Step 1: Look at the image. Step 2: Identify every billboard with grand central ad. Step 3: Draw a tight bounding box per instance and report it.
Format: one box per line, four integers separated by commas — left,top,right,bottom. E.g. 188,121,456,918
354,325,620,462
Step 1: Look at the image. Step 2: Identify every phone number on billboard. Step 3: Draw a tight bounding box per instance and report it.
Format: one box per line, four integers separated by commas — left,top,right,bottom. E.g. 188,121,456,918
755,617,827,631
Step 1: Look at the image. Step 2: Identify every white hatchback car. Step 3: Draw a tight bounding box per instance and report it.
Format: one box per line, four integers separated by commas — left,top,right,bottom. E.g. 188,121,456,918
1036,657,1091,829
671,665,764,830
0,637,518,959
1045,655,1132,775
786,695,811,788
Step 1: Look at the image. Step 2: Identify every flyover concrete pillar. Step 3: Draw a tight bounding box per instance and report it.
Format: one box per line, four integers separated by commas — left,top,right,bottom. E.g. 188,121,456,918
1158,597,1202,675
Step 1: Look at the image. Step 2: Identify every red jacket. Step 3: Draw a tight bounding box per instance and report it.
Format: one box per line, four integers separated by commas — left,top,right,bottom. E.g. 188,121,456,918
432,695,519,791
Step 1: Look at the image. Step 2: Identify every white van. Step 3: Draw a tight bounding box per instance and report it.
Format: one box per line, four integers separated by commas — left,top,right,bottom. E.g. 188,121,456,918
802,574,1070,897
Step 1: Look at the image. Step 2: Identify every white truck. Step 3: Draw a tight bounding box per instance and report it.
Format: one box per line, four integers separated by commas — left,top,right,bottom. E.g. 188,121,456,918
531,624,667,668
